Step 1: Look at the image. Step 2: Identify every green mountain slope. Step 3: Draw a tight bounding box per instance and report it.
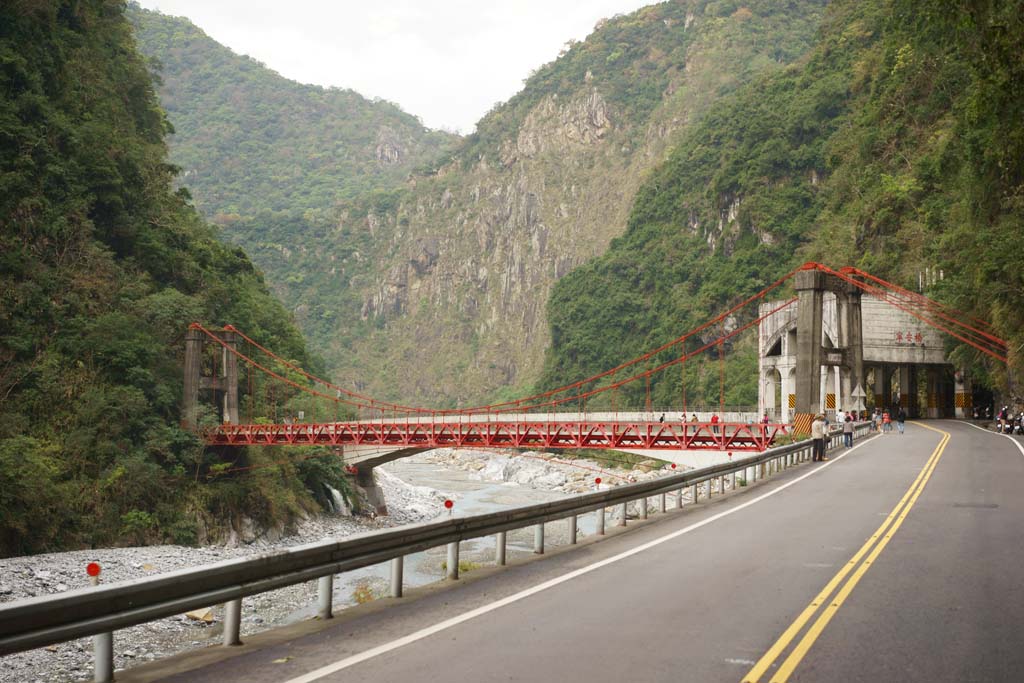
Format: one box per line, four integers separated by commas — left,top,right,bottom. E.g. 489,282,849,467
0,0,339,555
127,3,457,218
247,0,829,408
540,0,1024,404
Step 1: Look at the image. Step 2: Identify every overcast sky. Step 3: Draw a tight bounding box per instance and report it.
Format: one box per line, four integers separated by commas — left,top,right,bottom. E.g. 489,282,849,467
137,0,656,134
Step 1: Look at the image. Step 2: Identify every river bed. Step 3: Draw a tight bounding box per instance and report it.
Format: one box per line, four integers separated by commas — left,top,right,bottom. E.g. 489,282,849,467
0,448,676,682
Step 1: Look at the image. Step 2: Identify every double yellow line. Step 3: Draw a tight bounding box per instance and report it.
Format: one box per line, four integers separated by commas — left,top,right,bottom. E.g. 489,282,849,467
742,422,950,683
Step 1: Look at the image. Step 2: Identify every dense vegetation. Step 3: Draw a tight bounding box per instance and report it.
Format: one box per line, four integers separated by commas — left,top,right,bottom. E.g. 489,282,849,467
540,0,1024,403
127,3,456,219
127,4,459,395
0,0,349,556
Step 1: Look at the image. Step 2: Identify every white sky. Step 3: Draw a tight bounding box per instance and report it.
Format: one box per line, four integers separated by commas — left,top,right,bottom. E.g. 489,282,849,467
137,0,656,134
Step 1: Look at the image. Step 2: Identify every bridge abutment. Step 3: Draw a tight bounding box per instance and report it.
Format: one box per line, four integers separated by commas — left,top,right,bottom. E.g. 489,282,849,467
355,466,388,516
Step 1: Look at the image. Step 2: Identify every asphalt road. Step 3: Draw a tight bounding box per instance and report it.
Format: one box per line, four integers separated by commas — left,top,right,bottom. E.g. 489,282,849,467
124,421,1024,683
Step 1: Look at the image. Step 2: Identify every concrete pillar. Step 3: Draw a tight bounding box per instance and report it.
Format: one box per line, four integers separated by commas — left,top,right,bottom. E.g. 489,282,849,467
782,368,795,423
898,366,912,412
881,366,893,409
871,365,885,410
927,366,941,418
183,328,204,429
955,369,970,418
355,466,388,516
837,289,864,412
221,330,240,425
794,270,825,432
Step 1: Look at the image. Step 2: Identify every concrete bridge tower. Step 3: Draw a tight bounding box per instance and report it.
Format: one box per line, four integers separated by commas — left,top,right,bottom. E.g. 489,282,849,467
793,268,864,433
182,326,240,429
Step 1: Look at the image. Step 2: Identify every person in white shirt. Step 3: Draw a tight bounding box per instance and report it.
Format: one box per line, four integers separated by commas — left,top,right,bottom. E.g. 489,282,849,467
811,413,827,461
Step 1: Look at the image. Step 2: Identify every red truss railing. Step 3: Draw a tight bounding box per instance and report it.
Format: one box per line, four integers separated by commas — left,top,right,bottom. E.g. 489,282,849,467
205,421,791,452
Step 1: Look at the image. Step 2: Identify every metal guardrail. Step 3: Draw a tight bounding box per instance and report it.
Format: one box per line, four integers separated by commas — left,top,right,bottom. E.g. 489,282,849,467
0,425,870,678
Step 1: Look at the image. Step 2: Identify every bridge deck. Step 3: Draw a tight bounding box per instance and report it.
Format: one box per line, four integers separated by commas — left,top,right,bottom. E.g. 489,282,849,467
205,420,791,451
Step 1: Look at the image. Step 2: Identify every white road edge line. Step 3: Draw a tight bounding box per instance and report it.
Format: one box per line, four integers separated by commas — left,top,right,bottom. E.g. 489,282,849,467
283,435,880,683
959,420,1024,457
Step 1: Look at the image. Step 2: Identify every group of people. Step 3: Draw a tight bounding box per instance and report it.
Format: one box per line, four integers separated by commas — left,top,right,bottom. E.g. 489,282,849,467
870,407,907,434
809,411,858,461
810,406,908,461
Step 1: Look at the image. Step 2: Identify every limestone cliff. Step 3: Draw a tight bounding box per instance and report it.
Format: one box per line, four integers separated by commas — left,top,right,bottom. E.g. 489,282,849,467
318,1,828,406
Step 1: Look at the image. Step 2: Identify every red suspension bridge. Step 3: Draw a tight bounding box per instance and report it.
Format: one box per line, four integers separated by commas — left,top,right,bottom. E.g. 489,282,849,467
188,263,1007,455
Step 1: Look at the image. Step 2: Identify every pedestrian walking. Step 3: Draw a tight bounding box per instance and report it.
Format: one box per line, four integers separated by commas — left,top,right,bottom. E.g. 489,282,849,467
811,413,827,461
842,413,854,447
882,410,891,433
896,407,906,434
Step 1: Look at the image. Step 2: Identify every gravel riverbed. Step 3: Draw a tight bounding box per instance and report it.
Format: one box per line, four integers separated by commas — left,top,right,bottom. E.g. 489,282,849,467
0,449,686,682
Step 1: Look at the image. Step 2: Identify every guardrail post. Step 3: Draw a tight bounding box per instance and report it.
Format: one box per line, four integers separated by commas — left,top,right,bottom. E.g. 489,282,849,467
659,493,667,513
640,498,648,520
619,502,628,526
691,483,698,503
93,631,113,683
676,489,684,508
596,508,605,535
496,531,507,565
390,557,404,598
223,598,242,646
719,475,725,494
730,471,736,491
534,524,545,554
447,542,460,579
568,515,578,545
88,569,114,683
317,574,334,619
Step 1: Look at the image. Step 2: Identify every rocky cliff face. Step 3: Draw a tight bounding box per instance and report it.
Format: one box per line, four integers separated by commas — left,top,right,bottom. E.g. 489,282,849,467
316,1,828,407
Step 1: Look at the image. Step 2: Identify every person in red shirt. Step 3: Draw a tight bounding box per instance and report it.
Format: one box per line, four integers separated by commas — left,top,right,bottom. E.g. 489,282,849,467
710,413,720,434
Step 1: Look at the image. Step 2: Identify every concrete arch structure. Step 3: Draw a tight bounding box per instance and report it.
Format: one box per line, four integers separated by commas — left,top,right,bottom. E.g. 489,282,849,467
758,273,968,428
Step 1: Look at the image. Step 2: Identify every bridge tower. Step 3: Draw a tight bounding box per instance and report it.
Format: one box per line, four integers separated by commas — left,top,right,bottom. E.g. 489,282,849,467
182,326,240,429
793,268,864,433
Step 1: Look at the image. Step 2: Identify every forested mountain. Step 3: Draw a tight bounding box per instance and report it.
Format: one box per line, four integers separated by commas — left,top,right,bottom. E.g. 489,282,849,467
127,4,456,219
196,0,827,408
540,0,1024,404
0,1,342,555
